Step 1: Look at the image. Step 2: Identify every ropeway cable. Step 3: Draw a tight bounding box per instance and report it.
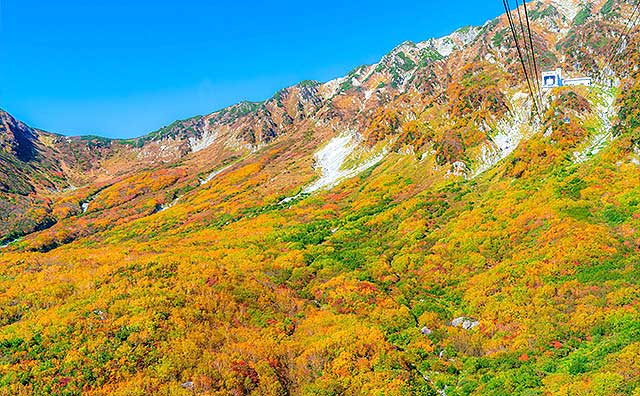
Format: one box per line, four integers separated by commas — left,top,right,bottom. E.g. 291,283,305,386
522,0,545,112
503,0,542,121
515,0,542,113
609,0,640,70
602,0,640,80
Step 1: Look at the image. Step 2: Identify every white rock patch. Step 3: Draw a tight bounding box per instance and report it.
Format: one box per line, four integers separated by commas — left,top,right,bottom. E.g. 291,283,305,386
0,237,21,249
432,37,456,57
451,316,480,330
551,0,581,21
200,163,234,185
280,132,387,204
159,196,181,212
159,163,236,212
574,89,617,163
448,161,469,177
190,128,218,153
422,26,480,57
303,132,386,194
319,77,347,100
81,194,99,213
632,145,640,166
472,93,530,177
364,89,374,101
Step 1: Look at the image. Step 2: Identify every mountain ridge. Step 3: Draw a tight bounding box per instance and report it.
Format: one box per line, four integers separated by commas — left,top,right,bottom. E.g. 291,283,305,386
1,0,640,394
0,0,624,249
0,19,485,144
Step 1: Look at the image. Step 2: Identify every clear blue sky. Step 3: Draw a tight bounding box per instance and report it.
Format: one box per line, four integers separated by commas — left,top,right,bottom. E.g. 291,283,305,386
0,0,504,138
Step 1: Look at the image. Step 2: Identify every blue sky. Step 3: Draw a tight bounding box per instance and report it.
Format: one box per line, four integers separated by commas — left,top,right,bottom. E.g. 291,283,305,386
0,0,504,138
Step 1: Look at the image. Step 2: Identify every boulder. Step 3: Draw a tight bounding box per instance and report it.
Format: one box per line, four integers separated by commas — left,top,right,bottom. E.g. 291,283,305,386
421,326,433,335
451,316,479,330
181,381,194,390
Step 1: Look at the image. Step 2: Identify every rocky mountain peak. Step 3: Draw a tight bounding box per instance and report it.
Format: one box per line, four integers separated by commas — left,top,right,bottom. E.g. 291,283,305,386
0,109,39,162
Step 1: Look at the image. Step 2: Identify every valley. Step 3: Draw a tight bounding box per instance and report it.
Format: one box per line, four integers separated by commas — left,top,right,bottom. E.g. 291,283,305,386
0,0,639,394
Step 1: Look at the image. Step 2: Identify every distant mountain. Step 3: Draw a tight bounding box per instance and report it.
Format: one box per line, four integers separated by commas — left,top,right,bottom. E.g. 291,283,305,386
0,0,623,242
1,0,639,394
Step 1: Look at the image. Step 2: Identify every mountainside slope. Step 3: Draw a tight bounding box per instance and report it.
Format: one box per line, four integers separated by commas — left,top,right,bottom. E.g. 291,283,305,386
1,0,640,394
0,0,626,243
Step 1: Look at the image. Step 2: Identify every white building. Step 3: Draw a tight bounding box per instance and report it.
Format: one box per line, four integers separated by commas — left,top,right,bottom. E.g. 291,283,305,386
541,68,592,88
542,68,563,88
563,77,592,86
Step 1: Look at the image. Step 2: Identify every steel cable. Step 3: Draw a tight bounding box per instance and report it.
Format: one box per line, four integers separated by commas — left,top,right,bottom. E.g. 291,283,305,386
503,0,542,121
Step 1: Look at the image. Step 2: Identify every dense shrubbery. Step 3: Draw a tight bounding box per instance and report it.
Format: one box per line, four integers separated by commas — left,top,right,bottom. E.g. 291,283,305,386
1,2,640,395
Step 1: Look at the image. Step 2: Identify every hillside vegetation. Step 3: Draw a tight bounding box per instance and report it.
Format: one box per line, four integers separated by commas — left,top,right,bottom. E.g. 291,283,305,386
1,0,639,394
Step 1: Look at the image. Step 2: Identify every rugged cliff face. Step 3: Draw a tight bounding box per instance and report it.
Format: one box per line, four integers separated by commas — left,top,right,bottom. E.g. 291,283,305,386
0,0,622,241
1,0,639,394
0,0,625,192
